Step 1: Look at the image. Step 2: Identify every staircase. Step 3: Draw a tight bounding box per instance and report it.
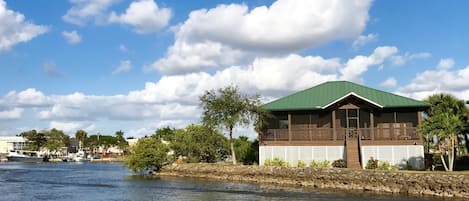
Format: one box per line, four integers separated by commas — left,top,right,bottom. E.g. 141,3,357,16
346,136,361,169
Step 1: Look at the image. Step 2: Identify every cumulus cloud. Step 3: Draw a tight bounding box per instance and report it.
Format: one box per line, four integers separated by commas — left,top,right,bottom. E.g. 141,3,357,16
352,33,378,49
0,108,23,120
1,88,51,107
49,121,96,134
112,60,132,74
397,61,469,100
1,45,400,138
151,0,372,74
108,0,171,34
62,30,82,44
437,58,454,70
62,0,121,25
339,46,398,82
380,77,397,88
0,0,48,52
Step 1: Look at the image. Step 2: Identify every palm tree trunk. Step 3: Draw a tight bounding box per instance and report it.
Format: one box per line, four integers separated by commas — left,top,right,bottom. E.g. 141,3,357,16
464,133,469,154
449,137,455,171
229,126,237,164
440,154,449,171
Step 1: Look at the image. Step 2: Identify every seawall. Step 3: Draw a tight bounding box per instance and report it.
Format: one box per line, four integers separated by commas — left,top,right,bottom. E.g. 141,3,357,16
156,163,469,199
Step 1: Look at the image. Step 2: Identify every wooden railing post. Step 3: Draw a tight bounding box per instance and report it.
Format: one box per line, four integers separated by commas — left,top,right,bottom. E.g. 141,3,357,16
370,110,374,141
288,113,292,143
332,110,337,141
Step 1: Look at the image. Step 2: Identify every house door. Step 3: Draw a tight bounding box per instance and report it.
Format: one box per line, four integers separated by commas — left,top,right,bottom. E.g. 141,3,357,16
346,109,359,140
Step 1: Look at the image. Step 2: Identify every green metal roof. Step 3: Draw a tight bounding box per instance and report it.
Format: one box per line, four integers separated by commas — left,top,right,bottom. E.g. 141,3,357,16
263,81,429,111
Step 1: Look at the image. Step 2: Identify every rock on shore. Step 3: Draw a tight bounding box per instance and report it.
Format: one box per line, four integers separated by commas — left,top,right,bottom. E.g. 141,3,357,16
156,163,469,198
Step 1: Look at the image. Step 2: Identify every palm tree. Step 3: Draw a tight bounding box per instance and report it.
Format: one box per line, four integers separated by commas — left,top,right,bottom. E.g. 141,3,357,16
419,94,468,171
75,130,87,150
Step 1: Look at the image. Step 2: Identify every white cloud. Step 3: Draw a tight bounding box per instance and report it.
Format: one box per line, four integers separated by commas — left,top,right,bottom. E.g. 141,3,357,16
380,77,397,88
62,0,121,25
1,88,50,107
339,46,398,82
49,121,95,134
151,0,372,74
112,60,132,74
109,0,171,34
62,30,82,44
0,0,48,52
398,62,469,100
437,58,454,70
391,52,432,66
1,46,403,138
0,108,23,120
352,33,378,49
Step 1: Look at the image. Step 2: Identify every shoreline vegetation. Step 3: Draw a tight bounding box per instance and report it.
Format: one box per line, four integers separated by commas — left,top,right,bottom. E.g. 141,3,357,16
155,163,469,199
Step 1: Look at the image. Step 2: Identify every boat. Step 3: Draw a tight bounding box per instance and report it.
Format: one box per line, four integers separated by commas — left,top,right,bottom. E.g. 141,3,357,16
71,150,90,162
6,150,48,162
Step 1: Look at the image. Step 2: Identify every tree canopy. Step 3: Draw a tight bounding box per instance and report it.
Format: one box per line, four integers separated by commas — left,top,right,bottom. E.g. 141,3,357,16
124,136,169,173
418,93,468,171
170,124,228,163
200,86,262,164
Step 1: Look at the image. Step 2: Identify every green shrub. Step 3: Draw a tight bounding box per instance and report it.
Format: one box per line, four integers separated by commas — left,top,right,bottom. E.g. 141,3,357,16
331,159,346,168
365,157,378,169
264,157,290,167
310,160,330,168
297,160,307,168
378,161,390,170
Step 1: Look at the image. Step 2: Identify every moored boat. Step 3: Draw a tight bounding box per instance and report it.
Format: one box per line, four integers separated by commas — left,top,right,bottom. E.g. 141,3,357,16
6,150,48,162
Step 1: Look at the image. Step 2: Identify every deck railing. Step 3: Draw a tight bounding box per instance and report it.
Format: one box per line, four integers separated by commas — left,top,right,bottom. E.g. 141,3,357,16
261,127,419,141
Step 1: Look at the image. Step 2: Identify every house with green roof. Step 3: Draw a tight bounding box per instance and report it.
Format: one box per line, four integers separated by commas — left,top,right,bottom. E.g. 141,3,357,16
259,81,429,169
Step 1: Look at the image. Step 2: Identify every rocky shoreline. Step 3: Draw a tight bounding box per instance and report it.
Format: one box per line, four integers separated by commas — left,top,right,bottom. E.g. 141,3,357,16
156,163,469,199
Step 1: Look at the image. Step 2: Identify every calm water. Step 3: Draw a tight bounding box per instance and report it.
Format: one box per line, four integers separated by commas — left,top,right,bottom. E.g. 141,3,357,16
0,162,447,201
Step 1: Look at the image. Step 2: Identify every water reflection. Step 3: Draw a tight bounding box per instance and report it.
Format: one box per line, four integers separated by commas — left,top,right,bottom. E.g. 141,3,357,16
0,162,448,201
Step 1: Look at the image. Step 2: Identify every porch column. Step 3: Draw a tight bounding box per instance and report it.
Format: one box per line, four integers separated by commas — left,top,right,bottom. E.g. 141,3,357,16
370,110,374,140
288,112,292,142
332,110,337,140
417,111,422,124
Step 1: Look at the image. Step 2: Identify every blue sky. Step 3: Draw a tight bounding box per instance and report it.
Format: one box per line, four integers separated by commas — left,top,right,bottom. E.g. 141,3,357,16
1,0,469,138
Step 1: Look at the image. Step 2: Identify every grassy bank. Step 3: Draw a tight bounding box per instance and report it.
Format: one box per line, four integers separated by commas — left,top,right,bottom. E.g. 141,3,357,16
156,163,469,199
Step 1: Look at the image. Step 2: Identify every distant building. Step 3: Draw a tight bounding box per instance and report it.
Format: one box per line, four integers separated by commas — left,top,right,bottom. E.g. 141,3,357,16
0,137,26,154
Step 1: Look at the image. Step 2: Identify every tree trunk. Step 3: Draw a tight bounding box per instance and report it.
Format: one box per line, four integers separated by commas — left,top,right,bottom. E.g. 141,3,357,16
440,153,449,171
464,133,469,154
449,136,455,171
229,126,237,164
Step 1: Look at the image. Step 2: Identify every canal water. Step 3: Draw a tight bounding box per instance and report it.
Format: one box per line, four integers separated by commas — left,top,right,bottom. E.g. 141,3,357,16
0,162,446,201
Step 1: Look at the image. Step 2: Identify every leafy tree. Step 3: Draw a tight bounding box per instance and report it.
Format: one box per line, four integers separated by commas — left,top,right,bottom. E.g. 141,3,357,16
200,86,261,164
75,129,87,150
154,127,176,141
170,124,228,163
44,128,69,154
124,136,169,173
115,130,129,155
19,130,46,151
419,94,468,171
233,136,259,165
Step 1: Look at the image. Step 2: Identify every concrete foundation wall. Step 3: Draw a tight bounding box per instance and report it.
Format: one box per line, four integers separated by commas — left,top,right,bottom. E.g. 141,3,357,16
361,145,425,169
259,146,345,166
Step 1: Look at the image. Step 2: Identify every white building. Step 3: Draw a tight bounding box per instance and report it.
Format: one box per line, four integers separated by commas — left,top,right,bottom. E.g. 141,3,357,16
0,137,26,154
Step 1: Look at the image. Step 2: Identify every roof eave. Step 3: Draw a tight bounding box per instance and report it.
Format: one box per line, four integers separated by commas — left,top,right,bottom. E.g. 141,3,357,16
321,92,383,109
